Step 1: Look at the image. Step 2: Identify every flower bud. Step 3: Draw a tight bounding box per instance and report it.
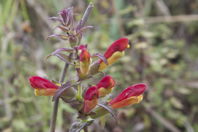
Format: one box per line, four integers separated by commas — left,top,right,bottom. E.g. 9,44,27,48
78,45,91,79
109,83,147,109
83,86,98,113
99,38,130,71
29,76,59,96
96,75,115,97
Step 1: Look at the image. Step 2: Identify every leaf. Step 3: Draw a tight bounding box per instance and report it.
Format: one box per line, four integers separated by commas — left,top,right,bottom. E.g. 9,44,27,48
47,53,73,64
69,120,94,132
76,25,94,35
47,34,69,40
48,17,62,22
48,48,74,56
92,53,108,65
58,25,70,32
97,103,117,121
53,81,72,101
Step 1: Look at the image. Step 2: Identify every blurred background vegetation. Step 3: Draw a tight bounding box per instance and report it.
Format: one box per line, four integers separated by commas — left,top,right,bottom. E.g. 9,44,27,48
1,0,198,132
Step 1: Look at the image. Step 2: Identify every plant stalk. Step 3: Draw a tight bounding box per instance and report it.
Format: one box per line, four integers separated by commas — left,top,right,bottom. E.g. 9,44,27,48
49,3,94,132
49,62,70,132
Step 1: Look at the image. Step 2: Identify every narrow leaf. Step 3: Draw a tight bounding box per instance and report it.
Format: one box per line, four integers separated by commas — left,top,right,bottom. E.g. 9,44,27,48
92,53,108,65
50,48,74,55
58,25,70,32
97,103,117,121
53,81,72,101
47,34,69,40
48,17,62,22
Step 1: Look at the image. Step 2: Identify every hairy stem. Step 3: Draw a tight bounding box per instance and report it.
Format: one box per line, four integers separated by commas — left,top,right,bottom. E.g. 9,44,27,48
49,62,70,132
49,3,94,132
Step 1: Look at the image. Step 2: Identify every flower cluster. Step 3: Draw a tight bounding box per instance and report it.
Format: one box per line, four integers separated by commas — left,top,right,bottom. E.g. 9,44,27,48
83,76,147,113
29,37,146,113
83,75,115,113
29,7,148,127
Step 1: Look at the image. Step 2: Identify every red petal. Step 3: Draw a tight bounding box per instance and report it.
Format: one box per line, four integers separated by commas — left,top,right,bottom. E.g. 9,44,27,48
104,38,129,59
109,83,147,105
96,75,115,89
77,45,90,62
83,98,98,113
79,49,91,62
29,76,59,89
84,86,98,100
77,44,87,50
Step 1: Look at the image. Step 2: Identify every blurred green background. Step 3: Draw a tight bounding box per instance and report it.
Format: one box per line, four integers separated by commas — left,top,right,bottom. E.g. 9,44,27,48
1,0,198,132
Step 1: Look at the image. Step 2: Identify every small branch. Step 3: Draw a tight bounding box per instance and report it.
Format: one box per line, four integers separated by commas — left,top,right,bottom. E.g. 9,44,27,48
155,0,170,16
144,103,181,132
59,56,71,83
144,15,198,24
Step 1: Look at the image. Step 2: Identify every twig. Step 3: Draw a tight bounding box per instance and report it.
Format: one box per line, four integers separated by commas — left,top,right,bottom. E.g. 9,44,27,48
144,15,198,24
49,3,93,132
144,103,181,132
155,0,170,16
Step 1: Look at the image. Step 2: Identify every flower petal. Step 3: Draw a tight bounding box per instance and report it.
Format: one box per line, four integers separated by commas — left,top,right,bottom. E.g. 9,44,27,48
34,89,57,96
96,75,115,97
109,83,147,105
104,38,129,59
83,98,98,113
110,95,143,109
99,51,124,71
29,76,59,89
84,86,98,100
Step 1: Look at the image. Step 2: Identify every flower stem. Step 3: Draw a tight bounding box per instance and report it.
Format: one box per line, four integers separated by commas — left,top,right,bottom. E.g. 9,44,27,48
49,62,70,132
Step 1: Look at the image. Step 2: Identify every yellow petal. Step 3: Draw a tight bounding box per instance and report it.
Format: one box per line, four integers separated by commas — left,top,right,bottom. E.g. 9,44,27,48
110,95,143,109
127,44,130,48
80,61,90,75
98,87,113,97
34,89,57,96
99,51,125,71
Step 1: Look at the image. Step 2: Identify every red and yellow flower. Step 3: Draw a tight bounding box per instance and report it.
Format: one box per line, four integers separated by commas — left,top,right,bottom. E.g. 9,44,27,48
29,76,60,96
83,86,99,113
78,45,91,79
108,83,147,109
96,75,115,97
99,38,130,71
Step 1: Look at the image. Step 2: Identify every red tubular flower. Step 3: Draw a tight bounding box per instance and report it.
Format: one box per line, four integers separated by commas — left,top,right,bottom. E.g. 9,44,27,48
29,76,59,96
96,75,115,97
78,45,91,79
83,86,98,113
108,83,147,109
99,38,130,71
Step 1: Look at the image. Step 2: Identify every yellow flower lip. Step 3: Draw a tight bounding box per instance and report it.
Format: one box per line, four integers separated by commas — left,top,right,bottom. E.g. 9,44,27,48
127,43,130,48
